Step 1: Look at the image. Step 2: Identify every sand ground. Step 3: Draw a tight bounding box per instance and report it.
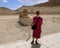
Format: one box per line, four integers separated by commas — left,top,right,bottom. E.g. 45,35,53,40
0,15,60,45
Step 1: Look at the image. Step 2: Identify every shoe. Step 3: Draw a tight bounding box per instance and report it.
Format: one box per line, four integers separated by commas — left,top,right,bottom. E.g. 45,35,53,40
36,41,39,44
31,41,34,44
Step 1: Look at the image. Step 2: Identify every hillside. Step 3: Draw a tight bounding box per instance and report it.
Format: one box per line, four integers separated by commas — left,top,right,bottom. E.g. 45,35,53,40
0,0,60,15
34,0,60,7
15,0,60,15
0,7,15,15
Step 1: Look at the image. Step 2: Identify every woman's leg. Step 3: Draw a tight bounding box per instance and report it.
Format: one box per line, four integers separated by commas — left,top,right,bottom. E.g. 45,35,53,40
31,37,34,44
35,38,39,44
32,37,34,41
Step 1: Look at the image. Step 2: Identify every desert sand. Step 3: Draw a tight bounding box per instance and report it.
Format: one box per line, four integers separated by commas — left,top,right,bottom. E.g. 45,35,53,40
0,14,60,45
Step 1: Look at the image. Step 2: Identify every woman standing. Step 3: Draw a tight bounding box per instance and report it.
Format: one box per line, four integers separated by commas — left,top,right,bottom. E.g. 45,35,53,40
31,11,43,44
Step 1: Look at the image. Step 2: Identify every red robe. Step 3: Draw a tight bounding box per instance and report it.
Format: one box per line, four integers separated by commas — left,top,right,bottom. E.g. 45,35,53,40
33,16,43,39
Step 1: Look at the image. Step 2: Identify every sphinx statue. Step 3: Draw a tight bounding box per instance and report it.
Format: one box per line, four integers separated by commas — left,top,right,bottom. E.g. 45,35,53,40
18,9,32,26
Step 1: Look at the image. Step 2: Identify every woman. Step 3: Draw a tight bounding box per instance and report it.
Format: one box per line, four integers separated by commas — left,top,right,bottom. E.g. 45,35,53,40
31,11,43,44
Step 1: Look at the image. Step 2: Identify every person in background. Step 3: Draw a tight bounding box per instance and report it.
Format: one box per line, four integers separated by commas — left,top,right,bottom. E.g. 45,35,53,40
31,11,43,44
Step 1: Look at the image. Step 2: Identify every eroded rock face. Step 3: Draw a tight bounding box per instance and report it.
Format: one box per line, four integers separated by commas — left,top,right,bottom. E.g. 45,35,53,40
49,0,60,6
34,0,60,7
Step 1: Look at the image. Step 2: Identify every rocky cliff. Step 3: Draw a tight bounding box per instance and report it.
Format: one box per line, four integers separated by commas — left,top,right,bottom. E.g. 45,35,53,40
34,0,60,7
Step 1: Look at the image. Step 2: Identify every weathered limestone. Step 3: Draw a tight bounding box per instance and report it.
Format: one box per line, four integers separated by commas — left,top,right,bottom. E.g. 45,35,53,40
18,9,32,26
18,17,32,26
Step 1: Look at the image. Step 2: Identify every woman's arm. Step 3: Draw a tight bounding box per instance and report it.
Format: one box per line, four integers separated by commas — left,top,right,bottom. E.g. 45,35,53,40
41,20,43,25
41,18,43,25
31,21,34,26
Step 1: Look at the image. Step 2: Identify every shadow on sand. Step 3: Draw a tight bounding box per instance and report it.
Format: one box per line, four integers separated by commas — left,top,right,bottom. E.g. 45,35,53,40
31,44,41,48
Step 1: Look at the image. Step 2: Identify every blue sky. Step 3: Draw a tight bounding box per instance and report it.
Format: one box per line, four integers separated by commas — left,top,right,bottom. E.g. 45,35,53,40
0,0,49,10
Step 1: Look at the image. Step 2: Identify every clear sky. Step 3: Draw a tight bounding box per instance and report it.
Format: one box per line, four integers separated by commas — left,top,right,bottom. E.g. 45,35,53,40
0,0,49,10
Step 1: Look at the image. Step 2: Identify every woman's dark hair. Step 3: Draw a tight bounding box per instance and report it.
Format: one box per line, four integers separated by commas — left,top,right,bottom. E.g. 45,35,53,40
36,11,40,15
